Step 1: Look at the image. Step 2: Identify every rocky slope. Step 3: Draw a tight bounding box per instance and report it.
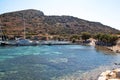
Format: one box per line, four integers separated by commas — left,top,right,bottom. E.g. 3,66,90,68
0,9,119,37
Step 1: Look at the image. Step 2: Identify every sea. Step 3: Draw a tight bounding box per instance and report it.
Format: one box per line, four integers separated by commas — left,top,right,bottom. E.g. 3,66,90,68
0,45,120,80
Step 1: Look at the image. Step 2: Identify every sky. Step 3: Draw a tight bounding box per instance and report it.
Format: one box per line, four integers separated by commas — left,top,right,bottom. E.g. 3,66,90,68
0,0,120,30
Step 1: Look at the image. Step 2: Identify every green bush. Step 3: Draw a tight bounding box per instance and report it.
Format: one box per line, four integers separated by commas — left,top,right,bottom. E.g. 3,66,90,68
81,32,91,41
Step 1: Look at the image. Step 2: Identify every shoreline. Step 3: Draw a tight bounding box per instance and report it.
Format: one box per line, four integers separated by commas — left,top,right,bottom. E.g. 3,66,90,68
95,45,120,53
1,40,120,53
107,45,120,53
98,68,120,80
88,39,120,53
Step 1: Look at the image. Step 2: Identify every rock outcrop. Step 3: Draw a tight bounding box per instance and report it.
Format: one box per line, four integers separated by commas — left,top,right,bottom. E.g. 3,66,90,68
98,68,120,80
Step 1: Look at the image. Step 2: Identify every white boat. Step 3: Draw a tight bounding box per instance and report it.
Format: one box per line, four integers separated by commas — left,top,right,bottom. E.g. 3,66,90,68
0,14,39,46
0,41,9,46
0,19,9,46
16,38,39,46
15,14,39,46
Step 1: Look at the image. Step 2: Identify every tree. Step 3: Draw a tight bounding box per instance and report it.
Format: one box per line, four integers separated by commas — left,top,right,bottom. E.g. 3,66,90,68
70,34,81,43
81,32,91,41
94,33,118,45
109,35,118,45
94,33,103,41
70,34,80,40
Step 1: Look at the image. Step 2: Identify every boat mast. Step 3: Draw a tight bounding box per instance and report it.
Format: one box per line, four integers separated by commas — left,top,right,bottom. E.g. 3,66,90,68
23,14,26,39
0,17,3,41
0,16,6,41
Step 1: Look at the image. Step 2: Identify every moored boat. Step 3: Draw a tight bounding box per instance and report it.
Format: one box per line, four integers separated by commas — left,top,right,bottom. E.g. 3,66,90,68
0,41,9,46
14,14,39,46
16,38,39,46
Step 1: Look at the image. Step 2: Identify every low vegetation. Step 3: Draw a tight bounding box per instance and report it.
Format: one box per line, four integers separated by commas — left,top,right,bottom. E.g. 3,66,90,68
81,32,91,41
94,33,118,46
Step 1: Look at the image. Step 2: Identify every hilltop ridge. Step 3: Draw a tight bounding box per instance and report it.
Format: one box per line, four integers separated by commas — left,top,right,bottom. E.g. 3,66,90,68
0,9,119,38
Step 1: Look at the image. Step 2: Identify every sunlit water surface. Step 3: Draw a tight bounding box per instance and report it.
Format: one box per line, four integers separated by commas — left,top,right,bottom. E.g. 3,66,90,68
0,45,120,80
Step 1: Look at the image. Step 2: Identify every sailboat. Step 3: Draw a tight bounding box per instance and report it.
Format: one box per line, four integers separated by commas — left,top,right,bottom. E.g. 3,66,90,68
0,14,39,46
16,14,39,46
0,18,9,46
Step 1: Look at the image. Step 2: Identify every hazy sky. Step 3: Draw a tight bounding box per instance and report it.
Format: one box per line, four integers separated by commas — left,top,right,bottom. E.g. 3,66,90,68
0,0,120,30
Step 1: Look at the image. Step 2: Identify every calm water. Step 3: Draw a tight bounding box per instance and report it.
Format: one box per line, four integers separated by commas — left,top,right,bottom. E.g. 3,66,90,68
0,45,120,80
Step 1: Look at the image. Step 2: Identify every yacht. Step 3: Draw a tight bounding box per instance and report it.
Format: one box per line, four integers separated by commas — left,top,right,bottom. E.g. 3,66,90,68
15,14,39,46
0,14,39,46
16,38,39,46
0,19,9,46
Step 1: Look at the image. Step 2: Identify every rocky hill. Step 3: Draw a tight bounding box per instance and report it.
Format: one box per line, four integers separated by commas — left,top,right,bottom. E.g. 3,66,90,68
0,9,119,37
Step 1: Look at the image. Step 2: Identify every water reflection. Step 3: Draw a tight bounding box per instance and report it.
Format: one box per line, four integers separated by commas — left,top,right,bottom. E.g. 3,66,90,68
95,46,117,55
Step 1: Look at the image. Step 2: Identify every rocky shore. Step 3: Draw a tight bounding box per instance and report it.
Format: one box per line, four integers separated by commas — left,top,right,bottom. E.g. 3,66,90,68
98,68,120,80
107,45,120,53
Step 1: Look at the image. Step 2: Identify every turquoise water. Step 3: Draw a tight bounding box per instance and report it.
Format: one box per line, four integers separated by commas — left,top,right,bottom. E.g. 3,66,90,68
0,45,120,80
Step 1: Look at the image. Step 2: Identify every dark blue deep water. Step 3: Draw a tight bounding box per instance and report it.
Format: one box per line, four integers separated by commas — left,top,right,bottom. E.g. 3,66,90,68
0,45,120,80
